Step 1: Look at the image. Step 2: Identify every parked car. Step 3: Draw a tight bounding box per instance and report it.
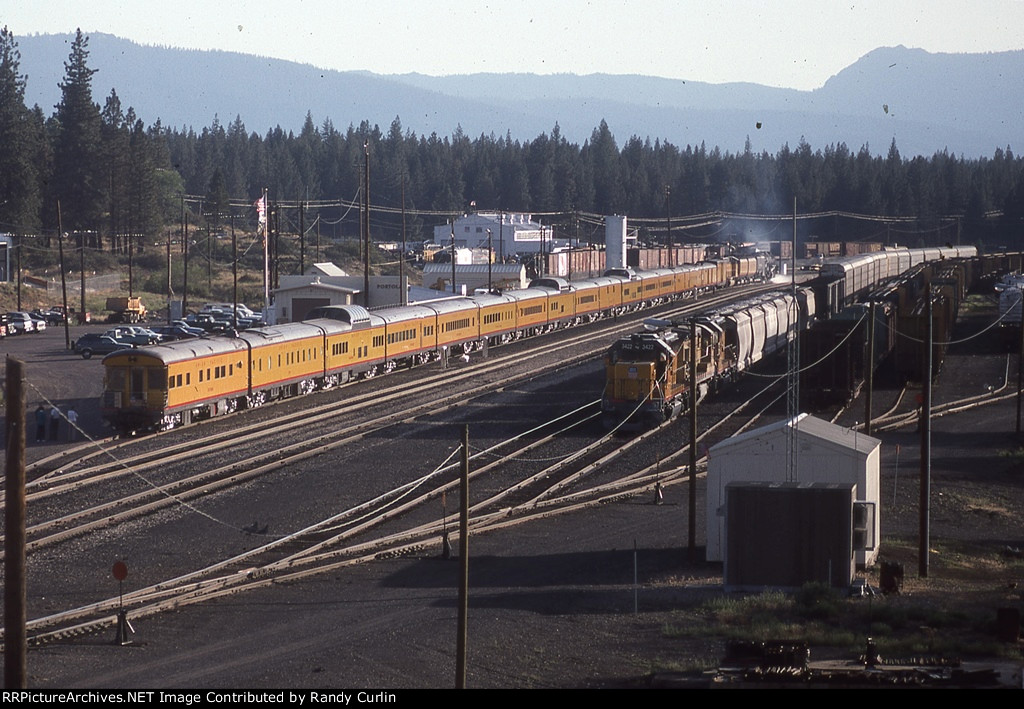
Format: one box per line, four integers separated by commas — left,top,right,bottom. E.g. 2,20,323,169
104,326,160,345
185,312,229,332
27,313,47,332
6,312,35,334
150,324,200,341
73,333,132,359
33,308,66,325
170,320,206,337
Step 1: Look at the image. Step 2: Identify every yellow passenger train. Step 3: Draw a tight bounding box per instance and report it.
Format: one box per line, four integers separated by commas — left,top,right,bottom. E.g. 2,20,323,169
101,254,769,432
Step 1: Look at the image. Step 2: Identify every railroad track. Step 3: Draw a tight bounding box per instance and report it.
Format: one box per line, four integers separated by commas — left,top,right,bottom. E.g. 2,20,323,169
2,282,795,644
15,283,778,494
5,336,807,647
12,334,1008,647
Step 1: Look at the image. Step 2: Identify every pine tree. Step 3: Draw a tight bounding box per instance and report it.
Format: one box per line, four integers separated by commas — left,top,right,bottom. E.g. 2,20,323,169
101,88,130,250
52,29,105,242
0,26,42,233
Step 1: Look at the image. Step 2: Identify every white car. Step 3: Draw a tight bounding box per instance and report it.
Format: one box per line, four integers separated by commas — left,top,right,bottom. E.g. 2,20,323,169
5,312,34,334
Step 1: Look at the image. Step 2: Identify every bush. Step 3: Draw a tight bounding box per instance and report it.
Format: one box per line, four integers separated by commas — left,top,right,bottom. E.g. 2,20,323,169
794,582,842,620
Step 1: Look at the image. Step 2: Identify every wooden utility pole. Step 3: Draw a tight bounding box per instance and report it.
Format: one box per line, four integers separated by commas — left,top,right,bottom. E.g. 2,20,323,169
56,202,70,348
166,227,172,324
919,290,933,578
865,301,876,435
183,210,190,315
5,358,27,688
1017,297,1023,435
231,213,238,330
363,141,371,308
688,318,698,562
401,176,408,306
299,201,306,276
15,234,21,310
455,425,470,688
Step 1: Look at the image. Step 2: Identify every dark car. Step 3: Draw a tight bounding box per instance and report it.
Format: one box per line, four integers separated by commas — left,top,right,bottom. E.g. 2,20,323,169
73,333,131,359
150,324,200,341
32,309,67,325
185,312,229,332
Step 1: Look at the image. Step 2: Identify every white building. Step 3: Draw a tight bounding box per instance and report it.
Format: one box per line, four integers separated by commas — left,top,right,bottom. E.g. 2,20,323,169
433,212,563,257
705,414,881,570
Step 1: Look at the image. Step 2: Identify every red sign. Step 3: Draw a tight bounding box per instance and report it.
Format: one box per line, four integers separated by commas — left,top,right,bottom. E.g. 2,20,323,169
112,561,128,581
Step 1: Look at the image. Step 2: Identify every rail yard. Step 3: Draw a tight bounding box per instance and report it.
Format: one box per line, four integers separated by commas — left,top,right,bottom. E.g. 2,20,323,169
2,255,1023,688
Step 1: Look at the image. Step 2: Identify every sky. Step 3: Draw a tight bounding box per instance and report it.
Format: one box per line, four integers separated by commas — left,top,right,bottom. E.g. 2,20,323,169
5,0,1024,90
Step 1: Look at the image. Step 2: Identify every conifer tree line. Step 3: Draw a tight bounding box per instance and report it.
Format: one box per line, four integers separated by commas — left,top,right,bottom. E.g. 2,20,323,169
3,27,1024,258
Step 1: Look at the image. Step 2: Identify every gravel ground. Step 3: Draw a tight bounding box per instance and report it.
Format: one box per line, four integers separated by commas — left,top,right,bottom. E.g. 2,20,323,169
4,306,1024,689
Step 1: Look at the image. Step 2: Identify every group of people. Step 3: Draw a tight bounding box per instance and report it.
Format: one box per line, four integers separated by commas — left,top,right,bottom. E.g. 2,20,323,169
33,403,79,443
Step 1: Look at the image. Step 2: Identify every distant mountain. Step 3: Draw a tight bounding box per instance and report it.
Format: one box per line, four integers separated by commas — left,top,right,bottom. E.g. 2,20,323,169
14,32,1023,158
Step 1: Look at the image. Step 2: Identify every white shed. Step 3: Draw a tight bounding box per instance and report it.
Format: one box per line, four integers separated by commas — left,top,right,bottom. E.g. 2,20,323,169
706,413,881,569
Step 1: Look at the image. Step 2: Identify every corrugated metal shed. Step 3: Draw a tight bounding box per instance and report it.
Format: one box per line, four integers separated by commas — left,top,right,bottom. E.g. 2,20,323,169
725,482,856,592
706,413,881,569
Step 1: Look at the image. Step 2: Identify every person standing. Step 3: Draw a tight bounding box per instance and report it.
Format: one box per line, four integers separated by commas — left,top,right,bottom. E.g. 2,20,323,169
50,405,61,441
67,405,79,442
35,405,47,443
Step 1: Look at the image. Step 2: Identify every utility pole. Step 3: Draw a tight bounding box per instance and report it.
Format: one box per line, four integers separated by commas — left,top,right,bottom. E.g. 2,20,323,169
299,201,306,276
688,318,698,562
363,141,371,308
865,301,876,435
166,227,172,325
56,202,70,349
1018,296,1023,435
5,358,27,689
15,234,21,310
455,425,470,688
919,289,933,578
786,197,799,481
183,210,190,315
128,228,134,298
665,185,672,268
450,226,457,295
231,213,238,330
401,175,408,306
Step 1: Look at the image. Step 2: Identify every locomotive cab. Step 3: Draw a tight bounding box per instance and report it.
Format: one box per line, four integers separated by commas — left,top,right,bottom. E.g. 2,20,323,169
602,331,682,428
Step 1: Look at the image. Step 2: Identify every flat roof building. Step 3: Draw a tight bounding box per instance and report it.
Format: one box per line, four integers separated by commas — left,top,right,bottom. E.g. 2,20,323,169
434,212,565,257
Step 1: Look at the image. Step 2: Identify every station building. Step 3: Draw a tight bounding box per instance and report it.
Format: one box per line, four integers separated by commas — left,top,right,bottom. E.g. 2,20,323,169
433,212,566,257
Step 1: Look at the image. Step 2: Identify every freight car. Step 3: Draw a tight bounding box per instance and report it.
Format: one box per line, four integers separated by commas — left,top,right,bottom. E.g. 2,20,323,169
601,245,980,427
800,301,895,409
601,290,809,428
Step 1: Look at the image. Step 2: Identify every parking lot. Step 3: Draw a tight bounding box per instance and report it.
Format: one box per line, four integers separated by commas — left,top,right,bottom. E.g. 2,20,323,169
2,324,120,456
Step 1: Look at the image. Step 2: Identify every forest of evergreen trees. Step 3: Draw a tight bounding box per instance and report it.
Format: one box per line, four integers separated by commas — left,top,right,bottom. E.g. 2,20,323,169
3,28,1024,259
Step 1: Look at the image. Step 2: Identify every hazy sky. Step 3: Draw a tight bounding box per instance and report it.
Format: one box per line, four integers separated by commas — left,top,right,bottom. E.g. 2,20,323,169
7,0,1024,90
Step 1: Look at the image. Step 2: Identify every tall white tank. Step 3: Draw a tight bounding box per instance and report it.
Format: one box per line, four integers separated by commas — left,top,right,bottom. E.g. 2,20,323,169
605,215,627,269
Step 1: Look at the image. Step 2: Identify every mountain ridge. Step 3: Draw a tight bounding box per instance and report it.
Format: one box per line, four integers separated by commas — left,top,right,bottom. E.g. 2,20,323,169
13,32,1022,158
